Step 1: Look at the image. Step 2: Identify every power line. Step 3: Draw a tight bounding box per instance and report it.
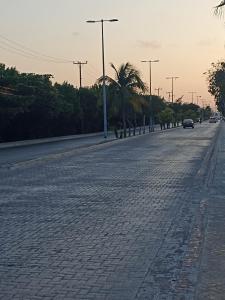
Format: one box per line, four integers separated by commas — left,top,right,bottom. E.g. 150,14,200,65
0,34,102,85
0,33,73,63
0,43,72,64
0,40,69,63
0,33,73,62
0,44,46,61
88,62,101,75
84,70,98,85
85,65,98,78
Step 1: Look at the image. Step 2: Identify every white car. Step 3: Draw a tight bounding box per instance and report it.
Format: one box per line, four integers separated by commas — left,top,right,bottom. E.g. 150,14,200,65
209,117,217,123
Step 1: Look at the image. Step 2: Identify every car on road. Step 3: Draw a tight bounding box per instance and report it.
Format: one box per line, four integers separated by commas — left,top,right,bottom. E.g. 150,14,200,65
209,117,217,123
183,119,194,129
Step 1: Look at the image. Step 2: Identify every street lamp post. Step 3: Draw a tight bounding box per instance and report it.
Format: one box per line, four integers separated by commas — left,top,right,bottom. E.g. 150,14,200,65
87,19,118,139
188,91,197,104
141,60,159,132
166,76,179,103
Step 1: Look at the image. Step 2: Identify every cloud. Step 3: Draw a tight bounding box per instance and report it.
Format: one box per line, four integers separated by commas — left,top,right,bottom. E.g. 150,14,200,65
137,40,162,49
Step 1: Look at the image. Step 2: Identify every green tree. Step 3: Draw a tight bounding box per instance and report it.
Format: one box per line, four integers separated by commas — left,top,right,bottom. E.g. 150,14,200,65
150,95,167,122
183,109,198,122
202,106,213,120
168,100,183,127
53,82,81,135
99,62,147,137
158,107,174,129
0,62,205,142
0,63,105,141
78,87,102,133
206,61,225,115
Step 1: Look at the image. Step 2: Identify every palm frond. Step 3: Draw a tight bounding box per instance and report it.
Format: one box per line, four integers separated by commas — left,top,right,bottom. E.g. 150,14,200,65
127,77,147,93
97,75,119,88
110,63,120,82
129,95,148,113
215,1,225,16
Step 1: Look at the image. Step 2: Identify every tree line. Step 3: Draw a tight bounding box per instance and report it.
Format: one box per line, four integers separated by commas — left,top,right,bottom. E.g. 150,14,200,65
206,61,225,116
205,1,225,116
0,63,212,142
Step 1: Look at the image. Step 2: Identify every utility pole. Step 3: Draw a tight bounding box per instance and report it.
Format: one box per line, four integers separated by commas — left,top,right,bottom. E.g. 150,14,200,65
188,91,196,104
155,88,162,97
73,61,88,88
73,61,87,134
166,76,179,103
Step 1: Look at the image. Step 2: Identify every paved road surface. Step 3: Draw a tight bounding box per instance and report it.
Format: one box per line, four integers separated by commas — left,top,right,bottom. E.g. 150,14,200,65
0,126,163,167
0,133,115,167
0,123,219,299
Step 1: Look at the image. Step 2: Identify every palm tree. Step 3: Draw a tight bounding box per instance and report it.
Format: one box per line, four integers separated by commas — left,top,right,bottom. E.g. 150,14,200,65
98,62,147,137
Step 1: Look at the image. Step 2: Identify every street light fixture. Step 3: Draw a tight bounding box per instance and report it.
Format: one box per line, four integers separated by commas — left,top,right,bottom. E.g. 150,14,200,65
86,19,118,139
166,76,179,103
141,60,159,132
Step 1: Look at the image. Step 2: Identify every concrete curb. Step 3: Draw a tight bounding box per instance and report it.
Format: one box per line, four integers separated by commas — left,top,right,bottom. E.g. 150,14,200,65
204,123,223,188
195,123,221,187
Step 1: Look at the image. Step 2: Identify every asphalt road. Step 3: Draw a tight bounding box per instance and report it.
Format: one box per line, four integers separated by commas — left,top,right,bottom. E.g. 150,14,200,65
0,132,115,167
0,126,163,167
0,122,219,299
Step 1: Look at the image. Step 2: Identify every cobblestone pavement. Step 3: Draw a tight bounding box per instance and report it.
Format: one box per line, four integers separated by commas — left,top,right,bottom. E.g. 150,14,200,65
0,123,219,299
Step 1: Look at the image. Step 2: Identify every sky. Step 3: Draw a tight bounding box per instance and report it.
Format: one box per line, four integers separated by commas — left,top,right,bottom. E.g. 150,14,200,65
0,0,225,108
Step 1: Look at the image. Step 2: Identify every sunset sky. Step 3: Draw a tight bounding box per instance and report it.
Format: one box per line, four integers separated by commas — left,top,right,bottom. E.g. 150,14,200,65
1,0,225,108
